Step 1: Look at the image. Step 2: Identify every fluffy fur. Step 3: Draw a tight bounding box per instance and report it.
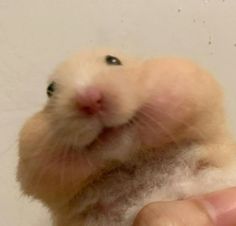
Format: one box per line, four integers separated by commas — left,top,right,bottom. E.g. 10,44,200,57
17,49,236,226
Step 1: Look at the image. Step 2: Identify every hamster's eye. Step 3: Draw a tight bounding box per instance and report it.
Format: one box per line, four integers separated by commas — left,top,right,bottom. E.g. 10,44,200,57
47,82,55,97
105,55,122,66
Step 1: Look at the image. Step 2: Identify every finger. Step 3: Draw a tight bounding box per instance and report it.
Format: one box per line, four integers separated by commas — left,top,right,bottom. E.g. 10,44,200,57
133,187,236,226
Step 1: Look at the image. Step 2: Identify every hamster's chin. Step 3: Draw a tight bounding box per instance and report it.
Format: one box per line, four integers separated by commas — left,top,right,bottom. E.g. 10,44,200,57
48,111,138,165
86,123,138,162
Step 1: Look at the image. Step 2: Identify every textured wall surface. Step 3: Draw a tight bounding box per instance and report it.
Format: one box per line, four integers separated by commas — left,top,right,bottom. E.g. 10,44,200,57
1,0,236,225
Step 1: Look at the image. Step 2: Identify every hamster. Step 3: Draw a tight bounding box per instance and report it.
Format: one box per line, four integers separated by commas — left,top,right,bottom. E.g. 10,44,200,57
17,49,236,226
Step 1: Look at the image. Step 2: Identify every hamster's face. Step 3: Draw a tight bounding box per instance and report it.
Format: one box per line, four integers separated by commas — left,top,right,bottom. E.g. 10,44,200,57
18,50,225,205
42,50,148,161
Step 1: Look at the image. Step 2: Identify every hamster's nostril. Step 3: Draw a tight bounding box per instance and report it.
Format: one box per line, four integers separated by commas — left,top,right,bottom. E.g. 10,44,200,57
76,87,103,116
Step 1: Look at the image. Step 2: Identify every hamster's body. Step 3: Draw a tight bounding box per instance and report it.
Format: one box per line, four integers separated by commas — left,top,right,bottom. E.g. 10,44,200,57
17,50,236,226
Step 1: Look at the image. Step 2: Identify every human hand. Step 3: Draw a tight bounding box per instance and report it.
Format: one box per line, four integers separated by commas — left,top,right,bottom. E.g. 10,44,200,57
133,188,236,226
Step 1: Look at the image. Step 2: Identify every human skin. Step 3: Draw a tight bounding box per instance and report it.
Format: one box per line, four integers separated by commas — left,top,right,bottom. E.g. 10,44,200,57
134,187,236,226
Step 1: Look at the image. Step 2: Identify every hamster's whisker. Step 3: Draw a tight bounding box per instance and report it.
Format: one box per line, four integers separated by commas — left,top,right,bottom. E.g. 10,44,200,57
59,149,68,189
143,103,206,141
28,157,56,195
137,110,181,148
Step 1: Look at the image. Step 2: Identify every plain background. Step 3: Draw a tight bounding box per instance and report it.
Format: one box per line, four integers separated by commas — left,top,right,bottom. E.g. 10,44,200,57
1,0,236,225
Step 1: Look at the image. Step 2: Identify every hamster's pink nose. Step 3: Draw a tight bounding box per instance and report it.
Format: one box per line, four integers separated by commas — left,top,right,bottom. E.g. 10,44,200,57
76,87,103,116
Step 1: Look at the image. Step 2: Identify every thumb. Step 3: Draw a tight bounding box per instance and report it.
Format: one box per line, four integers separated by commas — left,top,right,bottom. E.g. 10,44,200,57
133,187,236,226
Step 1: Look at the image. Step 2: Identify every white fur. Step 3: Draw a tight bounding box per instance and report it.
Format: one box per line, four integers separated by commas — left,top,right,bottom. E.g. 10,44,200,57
49,144,236,226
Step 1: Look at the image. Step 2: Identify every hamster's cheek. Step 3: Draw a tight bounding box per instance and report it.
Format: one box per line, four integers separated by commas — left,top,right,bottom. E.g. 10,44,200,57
18,112,105,201
136,93,195,148
19,149,101,186
51,115,102,149
18,111,50,159
17,152,104,206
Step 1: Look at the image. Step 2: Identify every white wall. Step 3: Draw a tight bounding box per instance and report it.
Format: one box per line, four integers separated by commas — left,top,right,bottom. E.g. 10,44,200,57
1,0,236,225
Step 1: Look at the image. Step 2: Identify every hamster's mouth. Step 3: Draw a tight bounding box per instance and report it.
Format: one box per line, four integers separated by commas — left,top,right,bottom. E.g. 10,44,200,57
85,118,135,150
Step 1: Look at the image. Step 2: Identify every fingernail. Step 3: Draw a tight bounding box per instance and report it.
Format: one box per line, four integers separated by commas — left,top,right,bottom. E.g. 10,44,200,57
198,187,236,226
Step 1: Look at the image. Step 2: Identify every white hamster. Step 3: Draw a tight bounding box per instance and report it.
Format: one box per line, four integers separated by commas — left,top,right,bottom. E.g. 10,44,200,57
17,49,236,226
